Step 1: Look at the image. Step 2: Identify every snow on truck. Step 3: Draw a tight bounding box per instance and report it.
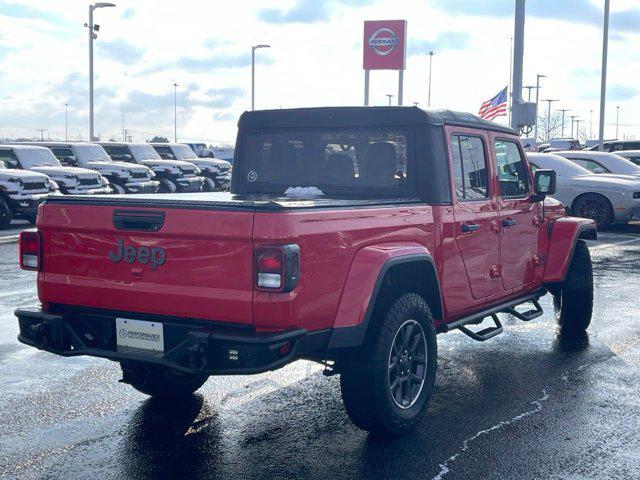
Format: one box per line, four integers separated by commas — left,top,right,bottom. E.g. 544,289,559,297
16,107,595,435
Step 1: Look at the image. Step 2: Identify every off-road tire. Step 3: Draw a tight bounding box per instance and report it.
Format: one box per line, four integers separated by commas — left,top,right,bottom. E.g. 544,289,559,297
553,240,593,336
340,293,437,436
111,183,126,194
0,197,13,229
120,362,207,399
572,194,613,230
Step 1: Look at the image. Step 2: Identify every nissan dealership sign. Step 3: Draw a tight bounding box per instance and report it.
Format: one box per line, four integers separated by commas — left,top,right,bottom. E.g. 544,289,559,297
363,20,407,70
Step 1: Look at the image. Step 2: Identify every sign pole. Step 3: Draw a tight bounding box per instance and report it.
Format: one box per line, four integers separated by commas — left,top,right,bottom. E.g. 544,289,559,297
364,70,370,106
398,70,403,106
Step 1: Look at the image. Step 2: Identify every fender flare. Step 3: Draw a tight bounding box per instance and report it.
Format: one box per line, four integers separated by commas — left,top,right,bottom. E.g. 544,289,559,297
543,217,596,285
328,244,442,350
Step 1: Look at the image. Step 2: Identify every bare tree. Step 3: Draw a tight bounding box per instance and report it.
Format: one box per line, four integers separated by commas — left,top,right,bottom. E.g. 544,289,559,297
536,113,564,143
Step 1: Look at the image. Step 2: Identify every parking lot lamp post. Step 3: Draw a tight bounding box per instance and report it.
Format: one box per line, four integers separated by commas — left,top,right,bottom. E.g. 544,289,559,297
524,85,536,102
87,2,116,142
427,51,434,107
616,105,620,139
589,109,594,139
534,74,546,141
65,103,68,141
251,44,271,111
385,94,394,106
173,82,179,142
558,109,569,138
575,119,583,140
598,0,610,150
542,99,558,141
569,115,579,138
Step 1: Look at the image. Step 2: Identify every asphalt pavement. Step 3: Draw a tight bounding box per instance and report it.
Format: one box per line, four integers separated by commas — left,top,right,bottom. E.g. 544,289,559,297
1,228,640,480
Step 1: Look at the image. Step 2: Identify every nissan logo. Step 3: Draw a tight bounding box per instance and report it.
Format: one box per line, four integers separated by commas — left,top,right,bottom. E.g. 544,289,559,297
368,28,398,56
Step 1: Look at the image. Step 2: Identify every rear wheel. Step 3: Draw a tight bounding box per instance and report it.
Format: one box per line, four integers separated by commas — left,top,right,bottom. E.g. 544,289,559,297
553,240,593,336
572,194,613,230
0,197,13,229
120,362,208,399
340,293,437,436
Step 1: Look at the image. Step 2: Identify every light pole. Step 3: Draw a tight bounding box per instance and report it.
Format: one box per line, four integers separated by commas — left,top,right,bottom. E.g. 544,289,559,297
598,0,610,150
589,109,594,139
558,109,569,138
173,82,179,143
534,74,546,141
616,105,620,139
569,115,579,138
524,85,536,102
385,94,394,106
542,99,558,141
251,44,271,111
64,103,69,141
427,51,434,108
86,2,116,142
575,119,583,140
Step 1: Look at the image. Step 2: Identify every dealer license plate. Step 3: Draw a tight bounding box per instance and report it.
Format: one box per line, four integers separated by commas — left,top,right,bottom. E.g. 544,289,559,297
116,318,164,356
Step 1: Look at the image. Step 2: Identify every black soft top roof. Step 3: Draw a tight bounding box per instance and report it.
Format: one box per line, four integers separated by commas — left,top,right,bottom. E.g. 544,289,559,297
238,106,516,134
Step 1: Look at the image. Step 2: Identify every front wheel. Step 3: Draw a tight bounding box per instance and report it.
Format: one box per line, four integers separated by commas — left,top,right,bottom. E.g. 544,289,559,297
553,240,593,336
120,362,208,399
0,197,13,229
340,293,437,436
573,194,613,230
158,179,177,193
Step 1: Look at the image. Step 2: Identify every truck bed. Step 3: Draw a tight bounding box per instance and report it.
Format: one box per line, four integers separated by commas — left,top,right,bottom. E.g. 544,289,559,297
44,192,422,210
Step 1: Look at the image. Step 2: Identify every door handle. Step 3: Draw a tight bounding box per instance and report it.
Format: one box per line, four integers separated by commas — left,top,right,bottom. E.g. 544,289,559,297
502,219,517,228
461,223,480,233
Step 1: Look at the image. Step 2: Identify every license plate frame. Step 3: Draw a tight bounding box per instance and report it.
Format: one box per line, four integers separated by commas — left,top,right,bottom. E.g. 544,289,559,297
116,318,164,356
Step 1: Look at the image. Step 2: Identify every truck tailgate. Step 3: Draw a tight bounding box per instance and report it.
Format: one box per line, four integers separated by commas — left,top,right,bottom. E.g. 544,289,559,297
38,203,254,325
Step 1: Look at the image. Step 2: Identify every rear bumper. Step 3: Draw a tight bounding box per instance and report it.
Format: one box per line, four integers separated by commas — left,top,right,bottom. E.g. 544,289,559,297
15,306,330,375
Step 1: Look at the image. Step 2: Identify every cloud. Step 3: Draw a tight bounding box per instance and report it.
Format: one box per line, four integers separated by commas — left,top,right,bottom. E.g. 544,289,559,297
0,1,62,22
408,31,470,56
608,84,639,102
98,39,145,65
258,0,374,24
431,0,640,33
203,38,230,49
176,52,273,73
121,8,135,20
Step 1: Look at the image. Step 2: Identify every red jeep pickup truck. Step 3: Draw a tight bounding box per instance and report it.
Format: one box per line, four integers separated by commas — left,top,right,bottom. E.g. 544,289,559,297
16,107,595,435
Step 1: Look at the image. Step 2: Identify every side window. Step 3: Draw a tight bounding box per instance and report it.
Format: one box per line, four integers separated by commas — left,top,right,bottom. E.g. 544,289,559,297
104,146,132,162
495,139,530,198
0,150,19,168
51,148,77,167
451,134,489,200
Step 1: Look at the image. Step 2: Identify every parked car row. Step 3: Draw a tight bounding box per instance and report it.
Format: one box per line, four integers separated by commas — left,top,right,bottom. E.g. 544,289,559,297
527,151,640,229
0,141,233,228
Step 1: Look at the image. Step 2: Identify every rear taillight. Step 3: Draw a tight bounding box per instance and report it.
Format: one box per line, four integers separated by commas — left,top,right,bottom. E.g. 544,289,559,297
255,244,300,292
19,230,41,271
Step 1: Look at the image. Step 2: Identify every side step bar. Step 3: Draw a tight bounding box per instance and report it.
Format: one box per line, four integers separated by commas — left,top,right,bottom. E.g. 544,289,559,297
440,288,546,342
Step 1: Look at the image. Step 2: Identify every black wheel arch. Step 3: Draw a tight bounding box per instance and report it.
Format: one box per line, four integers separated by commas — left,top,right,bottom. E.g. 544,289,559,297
328,254,443,350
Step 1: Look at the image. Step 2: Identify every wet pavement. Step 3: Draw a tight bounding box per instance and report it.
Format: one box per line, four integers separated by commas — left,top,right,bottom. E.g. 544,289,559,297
1,227,640,479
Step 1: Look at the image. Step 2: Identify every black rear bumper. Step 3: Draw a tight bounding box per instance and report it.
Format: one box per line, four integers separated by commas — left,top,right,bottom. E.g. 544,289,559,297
15,306,330,375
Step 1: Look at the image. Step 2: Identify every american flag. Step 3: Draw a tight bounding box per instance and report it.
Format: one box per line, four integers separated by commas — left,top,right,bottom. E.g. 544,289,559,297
478,87,508,121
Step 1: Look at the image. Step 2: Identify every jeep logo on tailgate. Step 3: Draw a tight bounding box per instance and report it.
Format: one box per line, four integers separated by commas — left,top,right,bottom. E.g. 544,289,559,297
108,239,166,270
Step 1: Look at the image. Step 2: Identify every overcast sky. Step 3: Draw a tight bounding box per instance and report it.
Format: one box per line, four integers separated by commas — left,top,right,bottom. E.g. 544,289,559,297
0,0,639,144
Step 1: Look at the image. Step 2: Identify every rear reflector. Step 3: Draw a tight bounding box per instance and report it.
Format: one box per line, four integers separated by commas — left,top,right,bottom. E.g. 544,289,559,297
19,230,41,271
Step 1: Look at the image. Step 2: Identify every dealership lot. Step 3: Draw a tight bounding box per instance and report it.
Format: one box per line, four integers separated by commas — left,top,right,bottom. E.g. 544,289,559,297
1,227,640,480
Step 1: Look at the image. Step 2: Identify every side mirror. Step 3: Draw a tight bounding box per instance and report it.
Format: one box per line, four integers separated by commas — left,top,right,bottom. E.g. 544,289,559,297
532,169,556,202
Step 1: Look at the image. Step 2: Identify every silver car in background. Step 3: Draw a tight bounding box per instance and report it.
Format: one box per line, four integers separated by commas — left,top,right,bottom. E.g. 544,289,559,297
615,150,640,167
554,150,640,177
527,152,640,229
